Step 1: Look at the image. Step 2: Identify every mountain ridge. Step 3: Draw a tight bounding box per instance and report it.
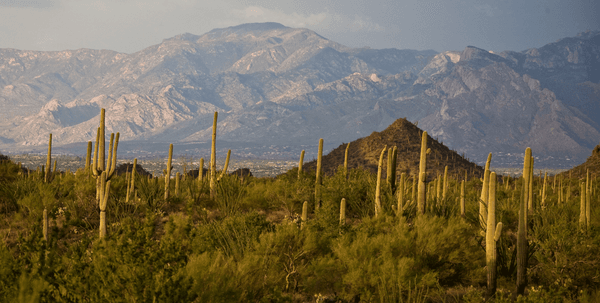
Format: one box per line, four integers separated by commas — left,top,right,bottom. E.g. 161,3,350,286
0,23,598,168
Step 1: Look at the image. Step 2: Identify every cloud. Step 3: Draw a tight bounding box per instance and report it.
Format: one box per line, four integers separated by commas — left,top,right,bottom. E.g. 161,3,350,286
0,0,55,8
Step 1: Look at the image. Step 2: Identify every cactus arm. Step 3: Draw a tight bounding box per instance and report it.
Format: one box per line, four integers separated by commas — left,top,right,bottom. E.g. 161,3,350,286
108,132,119,178
106,133,114,174
494,222,503,241
218,149,231,181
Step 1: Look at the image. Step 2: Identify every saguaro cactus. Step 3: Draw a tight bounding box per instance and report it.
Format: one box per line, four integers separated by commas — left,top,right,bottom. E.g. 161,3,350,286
210,112,218,199
515,147,531,297
417,131,428,214
375,146,387,218
198,158,204,184
91,108,119,238
397,172,406,216
175,172,181,197
315,138,324,210
541,172,547,208
486,172,503,298
45,134,52,183
344,143,350,179
218,149,231,181
301,201,308,230
460,180,465,217
340,198,346,225
529,157,534,212
480,153,492,228
85,141,92,174
580,182,586,230
164,144,173,200
43,208,48,241
586,171,591,230
126,158,137,203
442,165,448,200
298,150,305,179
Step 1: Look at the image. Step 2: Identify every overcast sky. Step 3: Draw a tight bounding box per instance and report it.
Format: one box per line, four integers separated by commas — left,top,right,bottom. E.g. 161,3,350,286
1,0,598,54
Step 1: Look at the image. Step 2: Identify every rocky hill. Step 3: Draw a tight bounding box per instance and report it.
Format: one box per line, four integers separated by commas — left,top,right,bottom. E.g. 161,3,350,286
303,118,484,179
0,23,598,168
561,143,600,179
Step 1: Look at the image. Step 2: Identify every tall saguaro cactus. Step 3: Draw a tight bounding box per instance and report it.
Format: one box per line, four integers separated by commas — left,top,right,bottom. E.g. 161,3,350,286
580,182,586,230
218,149,231,181
315,138,324,210
375,146,387,218
340,198,346,225
486,172,503,298
164,144,173,200
85,141,92,175
515,147,531,297
210,112,218,199
417,131,428,214
126,158,137,203
480,153,492,228
442,165,448,200
45,134,52,183
344,143,350,179
397,172,406,216
298,150,305,179
91,108,119,238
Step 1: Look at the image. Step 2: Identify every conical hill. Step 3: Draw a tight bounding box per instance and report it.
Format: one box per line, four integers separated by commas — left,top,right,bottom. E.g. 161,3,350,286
561,144,600,179
303,118,484,180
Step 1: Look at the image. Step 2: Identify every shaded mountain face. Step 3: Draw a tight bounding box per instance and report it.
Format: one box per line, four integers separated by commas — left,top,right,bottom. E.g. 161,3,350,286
0,23,598,168
561,144,600,179
302,118,484,180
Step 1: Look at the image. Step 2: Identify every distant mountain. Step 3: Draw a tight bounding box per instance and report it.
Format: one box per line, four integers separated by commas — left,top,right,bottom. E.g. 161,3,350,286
0,23,598,168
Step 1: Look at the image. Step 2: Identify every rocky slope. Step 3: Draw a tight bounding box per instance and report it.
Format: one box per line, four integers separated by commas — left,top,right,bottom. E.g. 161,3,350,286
0,23,598,168
302,118,484,179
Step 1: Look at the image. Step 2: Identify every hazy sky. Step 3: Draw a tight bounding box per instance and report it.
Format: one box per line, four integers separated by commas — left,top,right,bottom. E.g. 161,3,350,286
1,0,598,54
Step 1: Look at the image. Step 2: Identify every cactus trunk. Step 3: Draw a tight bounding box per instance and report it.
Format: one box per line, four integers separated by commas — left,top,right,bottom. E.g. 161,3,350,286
210,112,218,199
340,198,346,225
486,172,503,298
480,153,492,228
417,131,428,214
397,172,406,216
375,146,387,218
515,147,531,297
344,143,350,179
164,144,173,200
298,150,305,179
45,134,52,183
301,201,308,230
315,138,323,210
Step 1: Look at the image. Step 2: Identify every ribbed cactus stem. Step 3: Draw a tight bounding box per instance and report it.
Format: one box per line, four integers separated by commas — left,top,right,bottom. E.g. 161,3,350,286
45,134,52,183
586,171,591,230
486,172,502,298
43,208,48,241
175,172,180,197
298,150,305,179
131,158,137,202
218,149,231,181
460,180,465,217
528,156,534,212
85,141,92,174
210,112,218,199
301,201,308,230
99,108,105,172
442,166,448,200
397,172,406,216
165,143,173,200
315,138,323,210
515,147,530,297
541,172,547,208
340,198,346,225
198,157,204,184
387,147,393,187
375,146,387,218
412,175,417,205
344,143,350,179
480,153,492,228
436,174,442,201
417,131,428,214
99,171,111,239
580,182,586,230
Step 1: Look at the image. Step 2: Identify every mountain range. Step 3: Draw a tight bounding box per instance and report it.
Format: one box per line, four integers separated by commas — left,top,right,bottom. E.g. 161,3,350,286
0,22,599,168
